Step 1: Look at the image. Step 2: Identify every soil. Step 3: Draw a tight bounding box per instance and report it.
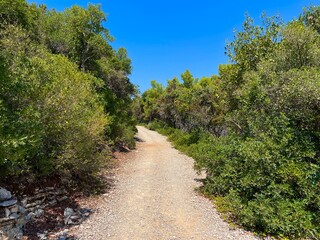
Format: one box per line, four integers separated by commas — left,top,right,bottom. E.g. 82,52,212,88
68,126,259,240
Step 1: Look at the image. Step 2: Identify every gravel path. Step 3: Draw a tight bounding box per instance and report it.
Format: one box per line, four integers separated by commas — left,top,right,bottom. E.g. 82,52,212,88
72,126,258,240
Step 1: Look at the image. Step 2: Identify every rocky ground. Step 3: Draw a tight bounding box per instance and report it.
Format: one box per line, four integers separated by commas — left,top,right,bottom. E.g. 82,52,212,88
65,126,259,240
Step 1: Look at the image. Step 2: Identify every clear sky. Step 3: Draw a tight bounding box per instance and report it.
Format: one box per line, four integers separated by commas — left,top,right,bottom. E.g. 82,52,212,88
28,0,320,92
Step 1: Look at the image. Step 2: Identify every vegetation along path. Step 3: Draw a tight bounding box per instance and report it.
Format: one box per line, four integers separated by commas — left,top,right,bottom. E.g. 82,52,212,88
72,126,258,240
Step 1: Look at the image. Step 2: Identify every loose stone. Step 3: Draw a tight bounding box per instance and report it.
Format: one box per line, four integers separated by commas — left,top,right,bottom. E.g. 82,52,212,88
0,199,17,207
0,188,12,201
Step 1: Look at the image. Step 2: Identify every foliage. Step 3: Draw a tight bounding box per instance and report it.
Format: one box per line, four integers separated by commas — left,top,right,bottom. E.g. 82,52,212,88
300,6,320,33
34,1,136,149
138,8,320,238
0,1,136,184
0,0,37,29
0,25,108,179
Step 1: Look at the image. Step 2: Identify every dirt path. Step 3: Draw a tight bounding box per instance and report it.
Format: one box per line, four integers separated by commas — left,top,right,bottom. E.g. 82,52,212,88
71,126,258,240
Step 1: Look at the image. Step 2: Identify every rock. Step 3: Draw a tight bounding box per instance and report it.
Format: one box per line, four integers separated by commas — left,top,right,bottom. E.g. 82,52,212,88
4,208,10,217
16,215,25,225
79,207,91,213
64,208,74,217
0,188,12,201
25,212,35,221
57,196,68,202
27,192,48,202
20,198,27,207
9,213,18,219
0,199,17,207
8,227,23,239
70,215,80,221
35,209,44,218
79,208,91,218
65,219,75,225
82,212,90,218
55,229,69,239
37,232,47,240
26,199,44,208
0,217,16,225
8,205,18,213
18,205,26,214
45,187,55,192
64,208,75,225
48,199,57,206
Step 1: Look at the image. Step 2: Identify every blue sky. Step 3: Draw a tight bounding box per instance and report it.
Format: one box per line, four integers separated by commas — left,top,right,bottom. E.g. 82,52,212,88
28,0,320,92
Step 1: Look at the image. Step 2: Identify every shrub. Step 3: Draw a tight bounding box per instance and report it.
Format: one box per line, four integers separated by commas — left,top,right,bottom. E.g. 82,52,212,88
0,26,108,180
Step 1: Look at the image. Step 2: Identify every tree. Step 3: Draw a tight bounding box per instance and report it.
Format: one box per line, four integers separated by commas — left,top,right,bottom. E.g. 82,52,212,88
226,13,282,71
300,6,320,33
0,25,108,179
181,69,194,88
0,0,36,29
272,21,320,70
0,1,136,182
142,80,164,122
34,2,136,149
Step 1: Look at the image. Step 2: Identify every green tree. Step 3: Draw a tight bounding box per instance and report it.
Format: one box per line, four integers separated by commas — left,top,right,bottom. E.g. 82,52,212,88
226,13,282,71
0,25,108,179
0,0,37,29
0,1,136,183
181,69,194,88
300,6,320,33
142,80,164,122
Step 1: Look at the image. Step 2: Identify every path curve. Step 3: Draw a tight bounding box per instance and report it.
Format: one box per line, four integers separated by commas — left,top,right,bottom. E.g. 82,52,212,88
73,126,258,240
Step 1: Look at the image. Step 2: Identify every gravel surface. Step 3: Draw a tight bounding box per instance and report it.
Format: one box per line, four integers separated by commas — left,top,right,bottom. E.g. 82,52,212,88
71,126,259,240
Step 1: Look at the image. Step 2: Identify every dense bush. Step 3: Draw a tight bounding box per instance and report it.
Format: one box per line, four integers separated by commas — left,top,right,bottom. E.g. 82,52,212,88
139,7,320,239
0,1,136,183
